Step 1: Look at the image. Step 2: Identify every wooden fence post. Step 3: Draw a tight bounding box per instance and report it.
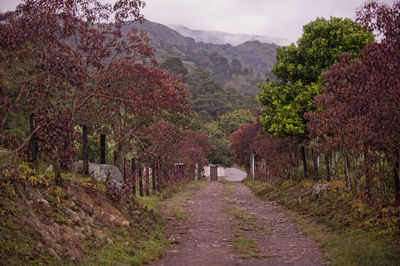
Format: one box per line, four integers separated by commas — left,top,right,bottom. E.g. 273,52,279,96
250,153,255,180
195,162,199,181
100,134,106,164
301,145,308,178
139,162,143,197
145,167,150,196
325,154,331,182
131,157,136,196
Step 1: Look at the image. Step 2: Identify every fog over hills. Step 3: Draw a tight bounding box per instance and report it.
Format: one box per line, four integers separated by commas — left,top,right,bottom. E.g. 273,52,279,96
169,24,287,46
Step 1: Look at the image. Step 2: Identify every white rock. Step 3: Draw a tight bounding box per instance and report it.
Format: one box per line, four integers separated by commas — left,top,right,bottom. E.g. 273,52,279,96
312,184,329,198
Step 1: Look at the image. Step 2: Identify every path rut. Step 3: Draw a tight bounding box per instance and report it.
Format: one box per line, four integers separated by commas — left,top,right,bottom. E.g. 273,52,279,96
150,179,326,266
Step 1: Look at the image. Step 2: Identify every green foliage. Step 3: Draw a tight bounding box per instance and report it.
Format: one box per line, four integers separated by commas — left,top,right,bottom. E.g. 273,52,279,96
188,68,258,121
234,238,263,259
205,123,234,167
160,57,188,77
217,109,255,136
202,109,255,168
258,81,320,137
207,138,234,167
0,218,59,265
159,111,201,131
273,17,374,84
258,17,374,138
85,200,167,266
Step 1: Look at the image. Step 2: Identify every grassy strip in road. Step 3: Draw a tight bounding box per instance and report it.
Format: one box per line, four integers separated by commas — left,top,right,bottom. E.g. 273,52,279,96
156,181,206,221
230,205,264,259
219,179,235,195
234,238,263,259
244,178,400,266
220,180,264,259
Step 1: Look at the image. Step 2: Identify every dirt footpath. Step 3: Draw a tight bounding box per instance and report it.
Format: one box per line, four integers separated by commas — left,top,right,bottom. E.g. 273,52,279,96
150,180,326,266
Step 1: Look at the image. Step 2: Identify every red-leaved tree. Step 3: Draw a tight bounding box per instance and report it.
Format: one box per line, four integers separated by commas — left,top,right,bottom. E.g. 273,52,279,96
0,0,192,185
95,59,190,172
176,130,212,180
137,120,182,187
231,120,298,179
307,1,400,204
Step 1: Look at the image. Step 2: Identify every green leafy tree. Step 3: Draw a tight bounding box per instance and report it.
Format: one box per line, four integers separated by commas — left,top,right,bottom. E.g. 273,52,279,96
231,58,242,75
257,17,374,178
188,67,258,120
258,17,374,138
160,57,188,77
206,123,234,167
217,109,255,136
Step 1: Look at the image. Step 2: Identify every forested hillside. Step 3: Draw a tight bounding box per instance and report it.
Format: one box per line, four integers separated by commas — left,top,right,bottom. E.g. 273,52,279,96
123,20,278,94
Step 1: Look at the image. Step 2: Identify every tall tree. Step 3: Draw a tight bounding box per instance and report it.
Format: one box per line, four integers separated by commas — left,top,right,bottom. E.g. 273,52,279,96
95,59,190,173
0,0,190,182
160,57,188,77
217,109,255,136
257,17,374,179
176,130,212,180
307,2,400,203
138,120,182,186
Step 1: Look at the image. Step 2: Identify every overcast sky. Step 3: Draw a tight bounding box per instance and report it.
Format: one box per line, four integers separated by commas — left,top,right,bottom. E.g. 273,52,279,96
0,0,397,44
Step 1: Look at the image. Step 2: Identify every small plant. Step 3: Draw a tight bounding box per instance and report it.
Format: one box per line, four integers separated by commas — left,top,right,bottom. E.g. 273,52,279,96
234,238,263,259
220,179,235,195
107,181,135,202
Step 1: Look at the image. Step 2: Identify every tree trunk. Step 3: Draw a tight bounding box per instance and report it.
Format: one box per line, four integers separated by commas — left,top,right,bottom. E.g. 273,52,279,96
100,134,106,164
325,153,331,182
29,114,38,167
344,152,351,190
294,149,299,177
138,162,143,197
114,145,126,177
250,153,255,180
364,152,372,204
312,146,319,181
195,162,199,181
331,152,336,176
301,146,308,178
54,163,62,185
131,157,136,196
394,154,400,203
82,125,89,175
152,166,156,192
145,168,150,196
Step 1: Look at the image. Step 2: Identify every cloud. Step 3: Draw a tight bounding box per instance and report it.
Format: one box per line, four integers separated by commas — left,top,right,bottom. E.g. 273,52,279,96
1,0,397,44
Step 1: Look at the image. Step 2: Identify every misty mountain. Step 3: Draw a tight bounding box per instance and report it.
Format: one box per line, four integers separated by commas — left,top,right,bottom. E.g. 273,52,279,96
123,20,278,94
169,24,287,46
